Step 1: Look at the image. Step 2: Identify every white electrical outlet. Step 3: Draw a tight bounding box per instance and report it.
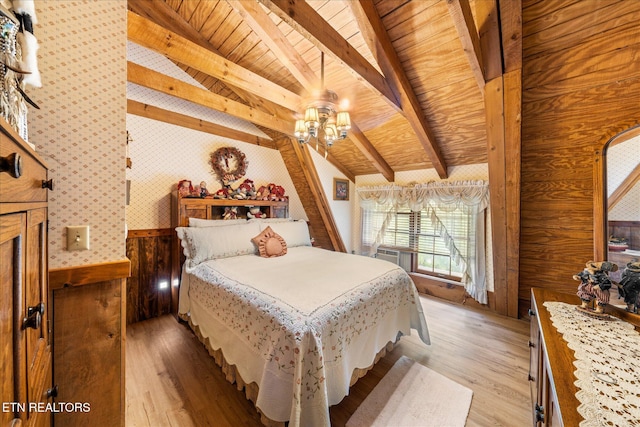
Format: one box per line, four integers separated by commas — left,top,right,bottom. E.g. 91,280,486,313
67,226,90,251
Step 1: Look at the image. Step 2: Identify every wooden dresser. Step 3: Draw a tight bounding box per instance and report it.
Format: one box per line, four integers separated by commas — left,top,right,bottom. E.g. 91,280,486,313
1,118,54,427
529,288,640,426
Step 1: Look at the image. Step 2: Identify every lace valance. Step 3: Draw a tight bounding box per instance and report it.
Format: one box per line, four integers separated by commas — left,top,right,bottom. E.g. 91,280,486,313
356,180,489,213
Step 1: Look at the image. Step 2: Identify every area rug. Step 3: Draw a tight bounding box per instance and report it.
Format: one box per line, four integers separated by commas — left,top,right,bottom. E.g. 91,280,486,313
346,356,473,427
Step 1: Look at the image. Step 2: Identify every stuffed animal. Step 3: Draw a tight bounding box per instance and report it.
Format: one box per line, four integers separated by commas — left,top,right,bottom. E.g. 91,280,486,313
573,260,618,314
237,179,256,199
223,206,238,220
198,181,210,198
214,187,230,199
256,185,270,201
246,206,263,219
618,261,640,313
178,180,193,197
268,183,287,201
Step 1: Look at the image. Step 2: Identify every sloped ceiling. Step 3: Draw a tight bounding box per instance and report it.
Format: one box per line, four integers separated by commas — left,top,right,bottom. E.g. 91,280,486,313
126,0,494,182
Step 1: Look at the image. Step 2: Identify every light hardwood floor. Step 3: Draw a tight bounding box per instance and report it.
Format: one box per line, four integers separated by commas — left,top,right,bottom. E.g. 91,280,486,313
126,295,532,426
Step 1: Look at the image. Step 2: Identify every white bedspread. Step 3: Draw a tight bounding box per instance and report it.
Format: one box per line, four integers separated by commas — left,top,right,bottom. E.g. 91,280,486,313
179,246,429,426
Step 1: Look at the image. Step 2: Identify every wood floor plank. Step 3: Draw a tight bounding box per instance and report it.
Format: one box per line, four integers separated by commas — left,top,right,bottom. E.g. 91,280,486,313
125,295,531,426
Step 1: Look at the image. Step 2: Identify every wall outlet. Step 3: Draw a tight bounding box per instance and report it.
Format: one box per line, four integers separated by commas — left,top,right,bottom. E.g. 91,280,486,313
67,226,90,251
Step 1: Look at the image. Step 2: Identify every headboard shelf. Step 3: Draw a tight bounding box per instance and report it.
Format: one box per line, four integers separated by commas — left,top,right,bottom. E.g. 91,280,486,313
171,191,289,227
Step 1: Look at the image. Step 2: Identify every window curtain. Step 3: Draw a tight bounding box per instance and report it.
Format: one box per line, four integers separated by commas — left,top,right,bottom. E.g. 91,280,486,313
357,181,489,304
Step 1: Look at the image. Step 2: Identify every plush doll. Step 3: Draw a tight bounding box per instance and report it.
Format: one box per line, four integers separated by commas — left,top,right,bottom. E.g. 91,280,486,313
573,261,618,314
618,261,640,313
223,206,238,220
178,180,193,197
213,187,230,199
198,181,210,198
237,179,256,199
256,185,270,201
267,183,287,201
246,206,263,219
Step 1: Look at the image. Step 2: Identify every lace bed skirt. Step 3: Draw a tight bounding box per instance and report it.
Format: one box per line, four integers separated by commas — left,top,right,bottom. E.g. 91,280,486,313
543,302,640,426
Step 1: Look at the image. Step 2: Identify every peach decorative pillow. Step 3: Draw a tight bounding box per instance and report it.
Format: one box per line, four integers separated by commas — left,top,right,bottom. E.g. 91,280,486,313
252,226,287,258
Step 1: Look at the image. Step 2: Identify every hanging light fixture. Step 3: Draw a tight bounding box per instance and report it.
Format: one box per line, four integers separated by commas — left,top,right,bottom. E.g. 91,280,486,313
294,52,351,152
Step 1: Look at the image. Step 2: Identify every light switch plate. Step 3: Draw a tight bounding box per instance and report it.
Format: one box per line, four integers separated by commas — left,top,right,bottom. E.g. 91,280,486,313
67,226,90,251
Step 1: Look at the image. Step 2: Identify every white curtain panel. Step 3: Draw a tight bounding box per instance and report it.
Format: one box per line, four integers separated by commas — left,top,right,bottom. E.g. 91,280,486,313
357,181,489,304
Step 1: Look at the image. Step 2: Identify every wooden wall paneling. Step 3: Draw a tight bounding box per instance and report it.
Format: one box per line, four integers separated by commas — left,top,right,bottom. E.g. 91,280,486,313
126,230,173,324
49,260,129,427
53,278,125,427
126,237,140,324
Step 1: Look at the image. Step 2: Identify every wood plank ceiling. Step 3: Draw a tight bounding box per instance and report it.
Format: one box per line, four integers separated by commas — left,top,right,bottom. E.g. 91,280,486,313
127,0,491,181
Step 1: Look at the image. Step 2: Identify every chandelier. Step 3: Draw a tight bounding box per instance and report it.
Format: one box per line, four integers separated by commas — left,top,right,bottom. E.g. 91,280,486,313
294,52,351,149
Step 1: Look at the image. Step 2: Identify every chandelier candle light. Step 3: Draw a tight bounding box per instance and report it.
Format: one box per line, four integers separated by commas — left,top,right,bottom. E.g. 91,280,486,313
294,52,351,155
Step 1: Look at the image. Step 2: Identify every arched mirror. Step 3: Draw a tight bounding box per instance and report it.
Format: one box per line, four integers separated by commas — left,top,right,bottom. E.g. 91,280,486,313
602,125,640,313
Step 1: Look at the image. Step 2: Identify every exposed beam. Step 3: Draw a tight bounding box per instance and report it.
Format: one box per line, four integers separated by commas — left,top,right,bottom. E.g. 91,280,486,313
287,137,347,252
128,11,303,112
476,0,503,81
348,0,447,179
232,0,393,182
608,163,640,210
259,0,401,112
127,0,268,112
446,0,486,91
229,0,317,89
127,99,275,148
128,61,293,135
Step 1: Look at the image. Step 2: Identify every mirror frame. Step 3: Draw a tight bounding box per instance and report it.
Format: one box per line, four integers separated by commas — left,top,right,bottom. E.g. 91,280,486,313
595,124,640,260
594,124,640,325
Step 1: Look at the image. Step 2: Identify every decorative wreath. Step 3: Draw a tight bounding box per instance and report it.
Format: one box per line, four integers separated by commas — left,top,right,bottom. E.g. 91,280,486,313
209,146,248,184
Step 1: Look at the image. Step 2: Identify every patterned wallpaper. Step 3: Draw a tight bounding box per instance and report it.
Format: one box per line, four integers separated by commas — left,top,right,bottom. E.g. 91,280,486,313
126,115,307,230
26,1,127,268
354,164,495,292
308,148,353,253
607,134,640,221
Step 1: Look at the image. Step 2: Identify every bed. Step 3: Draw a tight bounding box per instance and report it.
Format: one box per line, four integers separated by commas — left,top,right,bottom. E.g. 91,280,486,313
176,219,430,426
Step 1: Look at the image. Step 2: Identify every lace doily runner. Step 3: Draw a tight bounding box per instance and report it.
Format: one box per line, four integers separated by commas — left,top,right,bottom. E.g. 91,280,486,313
543,302,640,426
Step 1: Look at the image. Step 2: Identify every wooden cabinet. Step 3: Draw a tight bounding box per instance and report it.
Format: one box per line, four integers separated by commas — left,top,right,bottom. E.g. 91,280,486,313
529,288,640,427
1,119,53,427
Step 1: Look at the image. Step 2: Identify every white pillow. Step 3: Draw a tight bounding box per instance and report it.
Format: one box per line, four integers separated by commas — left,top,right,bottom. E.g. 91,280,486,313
189,218,246,227
263,220,311,248
175,222,261,264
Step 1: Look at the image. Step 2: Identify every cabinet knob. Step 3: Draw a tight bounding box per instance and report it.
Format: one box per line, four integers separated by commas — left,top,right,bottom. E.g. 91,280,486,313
23,310,41,330
46,385,58,398
28,302,45,317
42,179,54,191
528,308,536,317
0,152,23,178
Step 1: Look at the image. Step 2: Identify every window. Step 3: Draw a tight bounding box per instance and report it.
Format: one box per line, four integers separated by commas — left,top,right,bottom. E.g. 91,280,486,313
362,205,472,281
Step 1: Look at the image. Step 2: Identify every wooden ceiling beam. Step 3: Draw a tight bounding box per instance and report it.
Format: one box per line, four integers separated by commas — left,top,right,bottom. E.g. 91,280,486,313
127,99,276,148
232,0,393,182
446,0,486,91
128,11,303,112
229,0,317,89
258,0,401,112
127,0,267,112
348,1,447,179
128,61,293,135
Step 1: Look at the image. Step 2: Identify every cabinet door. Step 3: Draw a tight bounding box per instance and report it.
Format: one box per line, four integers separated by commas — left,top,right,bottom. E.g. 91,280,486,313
0,212,26,425
24,208,52,425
